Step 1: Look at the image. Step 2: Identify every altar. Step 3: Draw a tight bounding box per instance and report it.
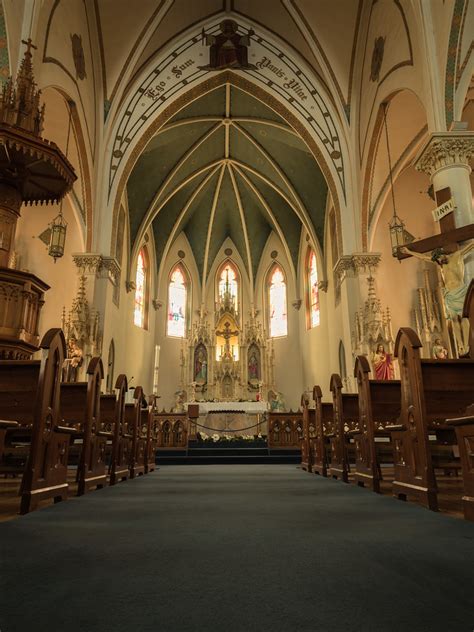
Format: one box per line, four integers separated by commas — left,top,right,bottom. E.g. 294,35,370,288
188,401,268,436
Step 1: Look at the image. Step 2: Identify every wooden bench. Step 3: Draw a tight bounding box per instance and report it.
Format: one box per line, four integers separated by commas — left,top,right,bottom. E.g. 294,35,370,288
328,374,359,482
146,404,159,473
352,356,401,493
310,386,333,477
0,329,74,514
60,357,110,495
300,394,313,471
389,327,474,511
446,405,474,521
104,374,130,485
125,386,147,478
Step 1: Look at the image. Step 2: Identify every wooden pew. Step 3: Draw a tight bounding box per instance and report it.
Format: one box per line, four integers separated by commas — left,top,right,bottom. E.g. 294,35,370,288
390,327,474,511
60,357,109,496
0,420,18,457
146,401,160,473
446,405,474,521
464,279,473,358
300,394,313,471
311,386,333,477
0,329,74,514
105,374,130,485
328,374,359,482
352,356,401,493
445,282,474,521
125,386,146,479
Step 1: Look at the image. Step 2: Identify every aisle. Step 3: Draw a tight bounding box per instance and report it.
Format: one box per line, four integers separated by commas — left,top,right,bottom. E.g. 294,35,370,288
1,465,473,632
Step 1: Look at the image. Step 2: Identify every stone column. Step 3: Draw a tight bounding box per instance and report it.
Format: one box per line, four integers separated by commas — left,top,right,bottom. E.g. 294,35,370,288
415,131,474,279
0,184,22,268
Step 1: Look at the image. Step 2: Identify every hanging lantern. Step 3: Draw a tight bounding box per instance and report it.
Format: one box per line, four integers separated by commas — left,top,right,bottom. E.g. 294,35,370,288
381,102,414,260
48,209,67,262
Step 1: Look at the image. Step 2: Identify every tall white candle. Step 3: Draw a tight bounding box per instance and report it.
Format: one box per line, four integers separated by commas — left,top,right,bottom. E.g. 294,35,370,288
153,344,160,394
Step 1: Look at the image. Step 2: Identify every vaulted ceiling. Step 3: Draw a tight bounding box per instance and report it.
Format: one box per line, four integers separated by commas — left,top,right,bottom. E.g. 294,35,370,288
127,83,328,282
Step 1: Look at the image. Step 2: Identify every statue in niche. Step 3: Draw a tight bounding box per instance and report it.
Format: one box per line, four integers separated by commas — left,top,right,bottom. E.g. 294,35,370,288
432,337,449,360
200,20,256,70
194,344,208,384
371,343,394,381
402,242,474,355
268,389,285,412
247,345,260,388
62,337,84,382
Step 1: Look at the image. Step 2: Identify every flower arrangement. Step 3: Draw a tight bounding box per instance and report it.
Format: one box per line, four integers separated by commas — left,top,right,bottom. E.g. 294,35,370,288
196,432,266,445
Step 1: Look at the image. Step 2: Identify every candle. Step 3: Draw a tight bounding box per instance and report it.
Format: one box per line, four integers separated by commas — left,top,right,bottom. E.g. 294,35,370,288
153,344,160,394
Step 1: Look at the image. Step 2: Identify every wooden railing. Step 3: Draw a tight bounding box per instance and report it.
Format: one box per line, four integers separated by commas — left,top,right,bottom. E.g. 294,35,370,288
267,412,303,449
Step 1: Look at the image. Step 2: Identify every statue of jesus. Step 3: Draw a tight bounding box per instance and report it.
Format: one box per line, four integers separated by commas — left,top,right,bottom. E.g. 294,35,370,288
401,242,473,354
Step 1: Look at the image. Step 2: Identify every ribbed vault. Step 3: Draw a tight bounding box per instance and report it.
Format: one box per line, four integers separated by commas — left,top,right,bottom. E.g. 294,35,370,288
127,83,328,284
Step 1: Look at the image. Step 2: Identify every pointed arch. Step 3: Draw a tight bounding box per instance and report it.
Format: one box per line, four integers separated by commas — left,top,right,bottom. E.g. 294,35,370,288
167,262,189,338
216,259,240,312
306,247,320,329
267,263,288,338
134,246,150,329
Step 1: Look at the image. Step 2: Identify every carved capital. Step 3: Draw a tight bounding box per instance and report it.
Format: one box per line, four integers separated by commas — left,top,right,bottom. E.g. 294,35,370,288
125,280,136,293
152,299,163,311
415,132,474,177
334,255,354,283
317,280,328,292
351,252,381,274
100,256,121,285
72,253,103,273
292,299,302,311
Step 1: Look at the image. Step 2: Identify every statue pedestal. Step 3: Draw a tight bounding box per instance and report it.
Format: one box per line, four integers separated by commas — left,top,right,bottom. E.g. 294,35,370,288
0,267,49,359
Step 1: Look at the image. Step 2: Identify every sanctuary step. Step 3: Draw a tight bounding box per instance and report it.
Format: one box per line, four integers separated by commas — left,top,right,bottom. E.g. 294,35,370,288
156,445,301,465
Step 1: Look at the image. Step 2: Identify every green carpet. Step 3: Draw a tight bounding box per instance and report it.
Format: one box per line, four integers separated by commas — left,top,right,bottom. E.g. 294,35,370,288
1,465,473,632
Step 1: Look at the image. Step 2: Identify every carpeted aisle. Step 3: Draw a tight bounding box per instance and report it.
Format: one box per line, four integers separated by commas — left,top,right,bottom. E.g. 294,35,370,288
1,465,473,632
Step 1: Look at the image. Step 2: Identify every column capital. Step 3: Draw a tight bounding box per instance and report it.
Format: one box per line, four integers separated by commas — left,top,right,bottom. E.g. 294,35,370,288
414,132,474,177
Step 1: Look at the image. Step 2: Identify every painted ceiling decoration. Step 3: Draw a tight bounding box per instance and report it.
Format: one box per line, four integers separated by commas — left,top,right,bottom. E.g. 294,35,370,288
127,83,328,284
109,17,345,200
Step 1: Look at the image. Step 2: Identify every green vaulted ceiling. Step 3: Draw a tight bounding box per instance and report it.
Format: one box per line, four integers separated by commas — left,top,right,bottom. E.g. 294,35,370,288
127,84,328,283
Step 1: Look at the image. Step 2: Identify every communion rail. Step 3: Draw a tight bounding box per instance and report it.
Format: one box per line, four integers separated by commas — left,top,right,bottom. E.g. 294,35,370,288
267,412,303,449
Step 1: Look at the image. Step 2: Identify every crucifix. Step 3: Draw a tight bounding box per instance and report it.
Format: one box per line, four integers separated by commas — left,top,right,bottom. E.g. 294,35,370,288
399,186,474,356
216,320,239,360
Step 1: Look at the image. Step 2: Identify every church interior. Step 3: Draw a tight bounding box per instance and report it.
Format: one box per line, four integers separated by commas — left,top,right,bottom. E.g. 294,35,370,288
0,1,473,630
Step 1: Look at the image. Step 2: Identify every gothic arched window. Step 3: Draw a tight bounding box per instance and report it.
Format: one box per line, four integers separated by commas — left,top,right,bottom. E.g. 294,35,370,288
134,247,149,328
307,249,320,328
218,262,238,310
167,265,187,338
268,265,287,338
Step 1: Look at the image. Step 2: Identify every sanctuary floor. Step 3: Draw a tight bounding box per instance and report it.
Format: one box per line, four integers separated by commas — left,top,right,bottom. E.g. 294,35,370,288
1,465,473,632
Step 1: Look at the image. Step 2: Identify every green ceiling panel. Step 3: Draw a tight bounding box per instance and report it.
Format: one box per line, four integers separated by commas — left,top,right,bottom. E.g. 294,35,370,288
169,86,226,122
182,169,220,278
240,126,328,247
161,125,224,199
234,171,272,281
230,86,287,124
229,125,290,196
151,170,210,271
244,171,302,273
128,81,329,284
128,122,215,244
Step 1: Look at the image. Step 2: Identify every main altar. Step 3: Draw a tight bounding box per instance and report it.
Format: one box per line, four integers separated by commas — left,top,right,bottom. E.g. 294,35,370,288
174,262,284,436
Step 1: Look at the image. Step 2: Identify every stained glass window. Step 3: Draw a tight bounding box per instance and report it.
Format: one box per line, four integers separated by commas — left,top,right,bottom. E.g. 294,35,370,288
308,250,320,328
168,266,186,337
218,263,238,310
134,249,147,328
269,266,287,337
